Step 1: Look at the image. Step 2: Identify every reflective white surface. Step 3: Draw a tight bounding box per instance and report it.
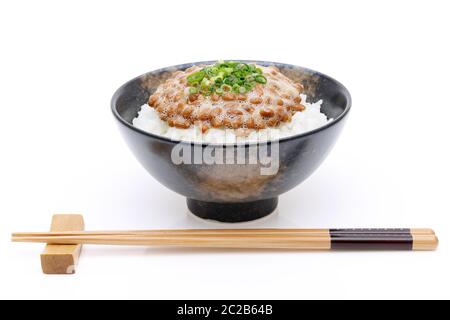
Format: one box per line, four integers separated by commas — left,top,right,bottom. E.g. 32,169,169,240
0,0,449,299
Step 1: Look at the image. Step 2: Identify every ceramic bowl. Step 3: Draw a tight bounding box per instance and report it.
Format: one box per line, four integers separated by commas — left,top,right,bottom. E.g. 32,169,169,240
111,61,351,222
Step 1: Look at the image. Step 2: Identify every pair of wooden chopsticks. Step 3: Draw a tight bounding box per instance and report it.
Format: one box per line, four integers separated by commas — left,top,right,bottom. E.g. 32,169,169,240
11,228,438,251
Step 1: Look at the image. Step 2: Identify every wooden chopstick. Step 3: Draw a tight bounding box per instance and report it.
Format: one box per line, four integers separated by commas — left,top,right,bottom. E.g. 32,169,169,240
12,228,331,237
11,228,438,251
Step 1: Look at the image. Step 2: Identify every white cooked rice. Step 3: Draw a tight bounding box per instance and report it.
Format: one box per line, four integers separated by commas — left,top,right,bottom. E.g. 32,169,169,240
132,94,330,143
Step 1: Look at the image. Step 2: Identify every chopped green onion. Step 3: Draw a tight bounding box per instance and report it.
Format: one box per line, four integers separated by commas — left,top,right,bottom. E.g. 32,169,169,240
204,67,219,77
223,76,235,86
185,61,268,97
244,82,253,91
188,87,198,94
211,76,223,84
223,67,234,75
187,71,205,84
255,75,267,84
221,84,232,92
201,78,211,88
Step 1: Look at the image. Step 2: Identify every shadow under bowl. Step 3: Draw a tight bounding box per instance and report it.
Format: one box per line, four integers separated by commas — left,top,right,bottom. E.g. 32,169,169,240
111,61,351,222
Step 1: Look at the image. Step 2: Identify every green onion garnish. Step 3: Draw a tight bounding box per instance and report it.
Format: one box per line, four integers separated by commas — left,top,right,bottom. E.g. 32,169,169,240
186,61,267,96
221,84,232,92
255,75,267,84
187,71,205,84
232,83,240,93
188,87,198,94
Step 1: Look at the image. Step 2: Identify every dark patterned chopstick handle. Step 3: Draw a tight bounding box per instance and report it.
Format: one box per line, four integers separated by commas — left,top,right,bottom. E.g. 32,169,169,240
329,228,437,250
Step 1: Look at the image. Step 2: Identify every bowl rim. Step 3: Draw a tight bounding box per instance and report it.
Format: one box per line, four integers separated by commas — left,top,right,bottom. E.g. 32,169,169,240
111,60,352,146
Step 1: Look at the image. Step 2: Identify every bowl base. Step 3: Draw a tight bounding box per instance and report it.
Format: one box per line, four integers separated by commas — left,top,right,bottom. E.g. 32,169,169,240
186,197,278,223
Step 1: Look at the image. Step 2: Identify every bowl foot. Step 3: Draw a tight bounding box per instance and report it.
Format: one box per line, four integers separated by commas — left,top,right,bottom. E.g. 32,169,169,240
186,197,278,223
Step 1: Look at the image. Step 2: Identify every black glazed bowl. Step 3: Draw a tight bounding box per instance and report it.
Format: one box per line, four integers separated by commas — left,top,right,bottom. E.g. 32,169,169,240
111,61,351,222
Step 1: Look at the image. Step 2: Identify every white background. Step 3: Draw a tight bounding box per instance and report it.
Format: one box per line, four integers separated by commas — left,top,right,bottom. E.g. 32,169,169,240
1,0,449,299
